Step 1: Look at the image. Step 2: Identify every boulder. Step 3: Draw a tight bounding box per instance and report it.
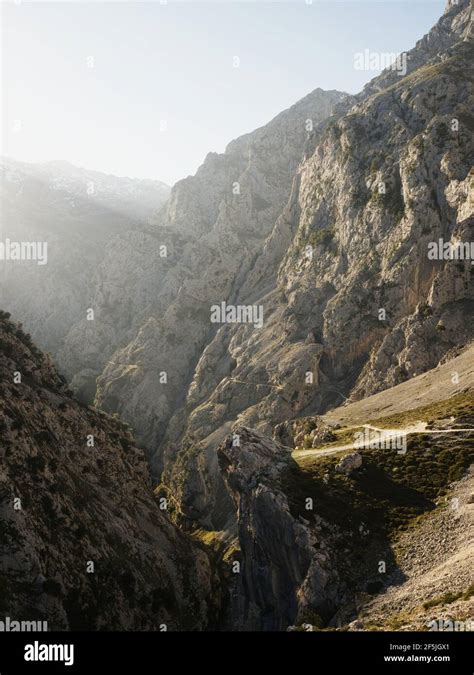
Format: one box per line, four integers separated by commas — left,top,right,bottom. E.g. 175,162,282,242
335,452,363,475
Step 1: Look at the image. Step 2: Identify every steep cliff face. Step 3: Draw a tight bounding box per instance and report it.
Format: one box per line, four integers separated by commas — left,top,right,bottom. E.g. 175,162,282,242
0,311,212,630
216,385,473,631
217,427,344,630
88,89,346,463
1,310,470,632
162,0,473,528
0,158,169,372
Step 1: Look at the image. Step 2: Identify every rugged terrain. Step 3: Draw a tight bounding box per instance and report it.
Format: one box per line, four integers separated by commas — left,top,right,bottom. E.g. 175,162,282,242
1,0,473,633
351,465,473,631
158,0,474,531
1,310,471,631
179,343,473,630
81,88,346,447
0,312,213,630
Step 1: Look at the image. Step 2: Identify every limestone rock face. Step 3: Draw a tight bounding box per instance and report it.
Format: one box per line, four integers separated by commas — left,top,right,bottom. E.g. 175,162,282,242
5,3,472,568
217,427,343,630
162,0,474,529
0,312,212,630
311,424,337,447
89,88,346,465
1,1,472,636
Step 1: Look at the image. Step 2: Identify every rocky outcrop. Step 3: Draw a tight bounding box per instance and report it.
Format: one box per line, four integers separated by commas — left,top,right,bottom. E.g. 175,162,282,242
335,453,363,476
162,0,474,529
215,386,473,631
217,427,344,630
0,311,212,630
90,88,346,465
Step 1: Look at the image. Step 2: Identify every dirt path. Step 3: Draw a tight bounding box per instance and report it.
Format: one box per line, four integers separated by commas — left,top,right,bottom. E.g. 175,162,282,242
293,423,474,460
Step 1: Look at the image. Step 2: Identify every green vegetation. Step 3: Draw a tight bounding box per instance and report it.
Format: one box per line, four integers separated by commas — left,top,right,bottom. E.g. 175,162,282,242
368,182,405,220
191,528,224,551
366,391,473,430
191,528,240,561
296,392,474,452
423,584,474,610
286,392,474,543
382,610,415,631
308,226,335,249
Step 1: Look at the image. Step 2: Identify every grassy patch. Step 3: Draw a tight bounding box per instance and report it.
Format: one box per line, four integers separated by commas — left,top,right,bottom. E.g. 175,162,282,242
366,392,474,430
423,584,474,610
286,393,474,559
191,528,224,551
308,226,335,249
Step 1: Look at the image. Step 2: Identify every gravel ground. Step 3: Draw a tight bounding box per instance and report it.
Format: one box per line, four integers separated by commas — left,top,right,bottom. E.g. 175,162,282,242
352,465,474,631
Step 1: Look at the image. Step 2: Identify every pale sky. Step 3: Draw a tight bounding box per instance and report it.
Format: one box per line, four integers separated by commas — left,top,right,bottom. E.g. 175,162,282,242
1,0,445,186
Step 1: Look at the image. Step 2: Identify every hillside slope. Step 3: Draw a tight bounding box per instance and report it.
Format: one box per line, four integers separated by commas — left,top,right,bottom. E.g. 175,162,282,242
323,342,474,428
0,311,212,630
212,386,473,630
350,465,473,631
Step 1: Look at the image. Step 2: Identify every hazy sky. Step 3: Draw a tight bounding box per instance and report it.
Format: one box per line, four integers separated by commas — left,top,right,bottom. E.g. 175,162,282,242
2,0,445,186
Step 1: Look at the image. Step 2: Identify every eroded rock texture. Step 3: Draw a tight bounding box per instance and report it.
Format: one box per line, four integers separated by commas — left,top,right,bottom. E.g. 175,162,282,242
218,427,344,630
162,0,474,529
0,312,213,630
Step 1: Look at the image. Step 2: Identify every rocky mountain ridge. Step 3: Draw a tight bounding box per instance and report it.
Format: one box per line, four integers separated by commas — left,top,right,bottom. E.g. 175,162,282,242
1,157,170,221
1,311,471,631
82,88,347,459
1,0,473,634
160,0,474,529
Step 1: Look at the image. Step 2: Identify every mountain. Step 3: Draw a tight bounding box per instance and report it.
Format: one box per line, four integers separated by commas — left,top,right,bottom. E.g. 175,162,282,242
0,158,170,368
59,88,347,426
0,311,212,630
159,0,474,529
48,0,473,532
1,158,170,221
1,0,473,634
1,307,471,632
